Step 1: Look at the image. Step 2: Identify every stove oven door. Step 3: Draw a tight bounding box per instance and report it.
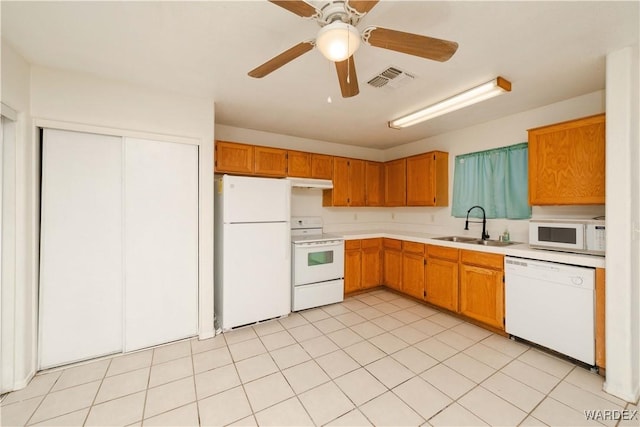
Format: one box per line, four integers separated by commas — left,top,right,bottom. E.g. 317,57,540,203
293,240,344,286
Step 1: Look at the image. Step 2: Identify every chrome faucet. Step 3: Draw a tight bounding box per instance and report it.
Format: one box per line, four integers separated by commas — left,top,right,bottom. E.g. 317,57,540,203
465,205,490,240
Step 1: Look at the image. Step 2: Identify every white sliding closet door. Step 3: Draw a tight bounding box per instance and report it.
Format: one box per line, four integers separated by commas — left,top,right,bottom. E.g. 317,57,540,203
124,138,198,352
39,129,123,368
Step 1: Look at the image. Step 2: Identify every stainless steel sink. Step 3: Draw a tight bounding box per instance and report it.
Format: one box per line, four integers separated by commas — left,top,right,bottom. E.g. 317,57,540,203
472,239,519,247
434,236,519,247
433,236,479,243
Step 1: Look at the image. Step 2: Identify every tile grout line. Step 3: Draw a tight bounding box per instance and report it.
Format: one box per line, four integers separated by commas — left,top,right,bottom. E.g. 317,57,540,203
80,358,113,426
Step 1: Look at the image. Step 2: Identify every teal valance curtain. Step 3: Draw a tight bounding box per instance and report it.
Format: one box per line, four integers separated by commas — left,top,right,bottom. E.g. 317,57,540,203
452,142,531,219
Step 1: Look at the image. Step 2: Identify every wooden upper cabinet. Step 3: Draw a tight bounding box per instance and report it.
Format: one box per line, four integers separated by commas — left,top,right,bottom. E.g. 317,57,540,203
406,151,449,206
215,141,253,174
253,146,287,177
287,150,312,177
528,114,605,205
323,157,365,207
384,158,407,206
325,157,350,206
311,154,333,179
365,161,384,207
349,159,366,206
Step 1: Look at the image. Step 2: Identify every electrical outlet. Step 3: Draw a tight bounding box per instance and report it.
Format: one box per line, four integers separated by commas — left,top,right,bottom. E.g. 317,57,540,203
353,213,358,221
391,212,395,220
430,214,435,223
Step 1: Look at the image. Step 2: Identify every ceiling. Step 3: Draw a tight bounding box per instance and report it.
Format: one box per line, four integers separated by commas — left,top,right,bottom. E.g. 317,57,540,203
2,1,638,149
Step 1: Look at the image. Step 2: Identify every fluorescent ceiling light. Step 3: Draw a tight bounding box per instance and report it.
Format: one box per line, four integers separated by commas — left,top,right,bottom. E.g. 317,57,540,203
389,77,512,129
316,21,361,62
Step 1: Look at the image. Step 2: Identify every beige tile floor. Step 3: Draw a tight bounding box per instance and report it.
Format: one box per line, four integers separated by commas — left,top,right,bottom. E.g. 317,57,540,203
1,289,638,426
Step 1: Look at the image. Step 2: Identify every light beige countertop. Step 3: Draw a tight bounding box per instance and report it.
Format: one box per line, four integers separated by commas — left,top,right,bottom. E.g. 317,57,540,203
339,229,606,269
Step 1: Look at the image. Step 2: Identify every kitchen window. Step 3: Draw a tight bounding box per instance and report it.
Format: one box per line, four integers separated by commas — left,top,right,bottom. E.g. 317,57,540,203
452,142,531,219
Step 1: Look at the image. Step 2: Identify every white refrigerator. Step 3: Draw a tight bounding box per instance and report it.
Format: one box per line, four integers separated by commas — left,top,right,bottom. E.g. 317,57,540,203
214,175,292,330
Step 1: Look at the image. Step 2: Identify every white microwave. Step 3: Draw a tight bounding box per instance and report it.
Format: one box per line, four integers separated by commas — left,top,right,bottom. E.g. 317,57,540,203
529,219,606,256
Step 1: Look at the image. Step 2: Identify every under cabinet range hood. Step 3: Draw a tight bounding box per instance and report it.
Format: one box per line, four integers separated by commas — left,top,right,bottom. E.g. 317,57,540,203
286,177,333,189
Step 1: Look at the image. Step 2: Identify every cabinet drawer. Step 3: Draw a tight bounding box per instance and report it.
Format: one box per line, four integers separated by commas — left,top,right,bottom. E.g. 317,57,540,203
427,245,459,261
461,250,504,270
361,238,382,249
383,238,402,250
345,240,361,250
402,241,425,255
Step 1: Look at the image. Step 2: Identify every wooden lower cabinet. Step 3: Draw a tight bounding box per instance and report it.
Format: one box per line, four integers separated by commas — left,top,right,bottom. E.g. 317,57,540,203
345,238,382,294
361,238,382,289
459,250,505,330
425,245,459,312
401,242,426,300
383,239,402,291
344,240,362,294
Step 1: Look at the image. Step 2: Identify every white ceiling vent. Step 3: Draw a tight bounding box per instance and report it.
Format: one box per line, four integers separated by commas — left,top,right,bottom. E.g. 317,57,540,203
367,66,415,89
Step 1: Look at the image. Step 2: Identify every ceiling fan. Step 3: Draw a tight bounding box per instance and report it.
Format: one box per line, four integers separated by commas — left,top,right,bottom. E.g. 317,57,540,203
248,0,459,98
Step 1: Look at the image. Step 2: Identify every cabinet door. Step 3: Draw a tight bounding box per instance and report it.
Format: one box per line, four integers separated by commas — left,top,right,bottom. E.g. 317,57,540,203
287,150,312,177
406,151,449,206
528,114,605,205
311,154,333,179
384,158,406,206
345,246,362,294
365,162,384,206
406,153,434,206
326,157,350,206
383,249,402,291
215,141,253,174
425,257,459,312
459,264,504,329
349,159,366,206
254,146,287,177
402,252,425,300
361,238,382,288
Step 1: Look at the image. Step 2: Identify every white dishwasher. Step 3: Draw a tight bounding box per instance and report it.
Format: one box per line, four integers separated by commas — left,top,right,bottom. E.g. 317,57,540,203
504,256,595,365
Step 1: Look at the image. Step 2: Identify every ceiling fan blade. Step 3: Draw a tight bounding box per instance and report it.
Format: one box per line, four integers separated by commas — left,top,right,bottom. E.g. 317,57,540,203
347,1,379,15
269,0,319,18
248,42,314,78
335,56,359,98
365,27,458,62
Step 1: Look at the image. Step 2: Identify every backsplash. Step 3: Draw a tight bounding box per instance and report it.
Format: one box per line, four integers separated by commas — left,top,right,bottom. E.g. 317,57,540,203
291,188,605,243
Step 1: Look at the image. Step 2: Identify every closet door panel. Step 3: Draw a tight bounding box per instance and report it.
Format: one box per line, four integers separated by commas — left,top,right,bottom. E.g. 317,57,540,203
124,138,198,352
39,129,123,368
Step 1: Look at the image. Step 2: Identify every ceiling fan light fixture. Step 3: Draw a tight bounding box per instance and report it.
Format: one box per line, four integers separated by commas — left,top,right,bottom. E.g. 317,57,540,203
389,77,512,129
316,21,361,62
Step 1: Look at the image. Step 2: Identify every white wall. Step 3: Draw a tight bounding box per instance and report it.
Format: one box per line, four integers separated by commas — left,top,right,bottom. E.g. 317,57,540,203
1,41,35,391
604,45,640,403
